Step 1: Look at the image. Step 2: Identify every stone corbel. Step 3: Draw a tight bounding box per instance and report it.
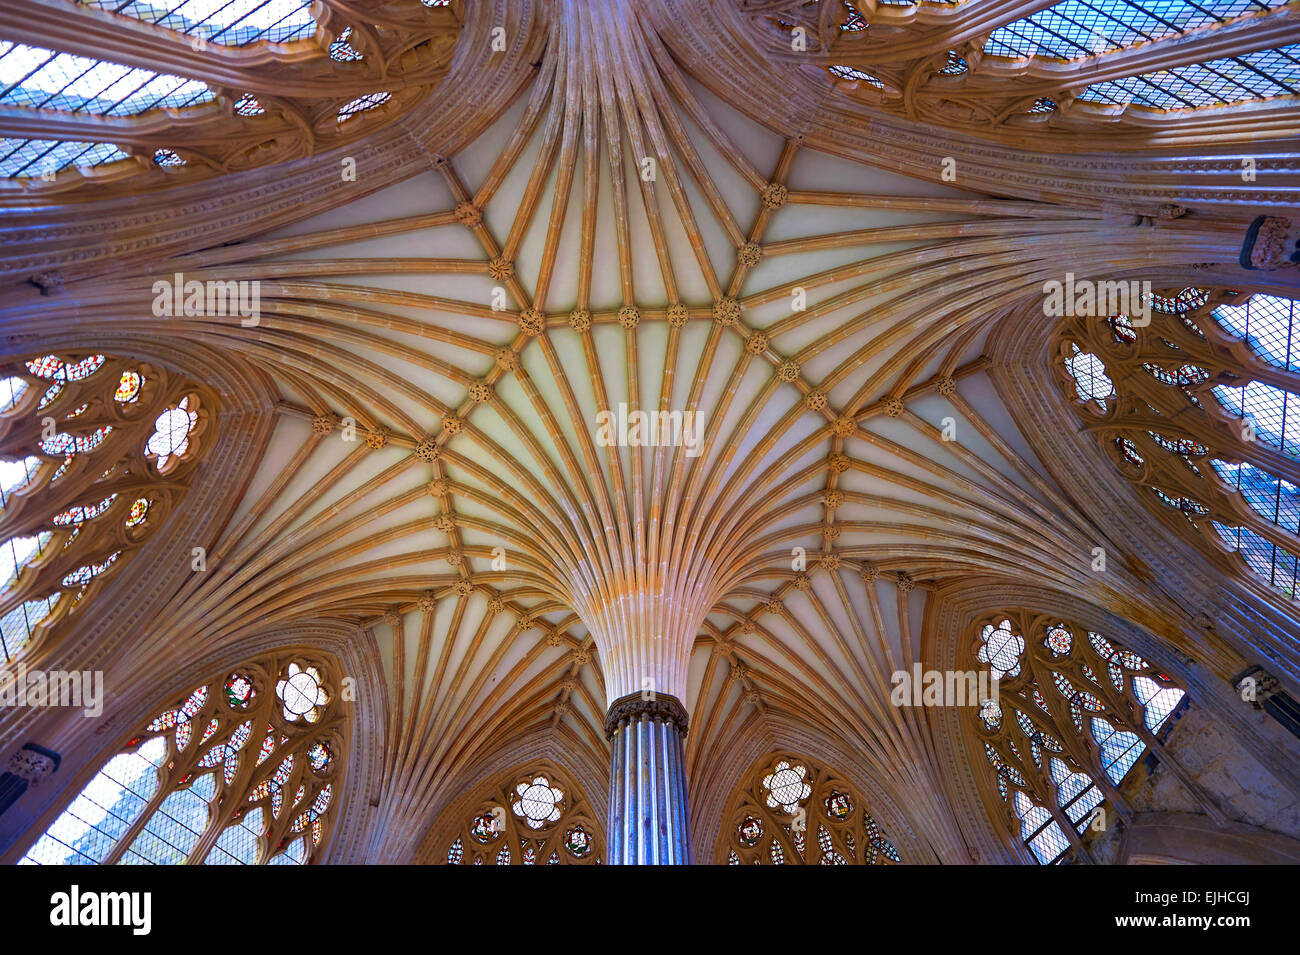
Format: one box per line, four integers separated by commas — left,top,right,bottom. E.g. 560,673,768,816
1239,216,1300,271
1231,664,1281,710
0,742,61,818
1230,664,1300,744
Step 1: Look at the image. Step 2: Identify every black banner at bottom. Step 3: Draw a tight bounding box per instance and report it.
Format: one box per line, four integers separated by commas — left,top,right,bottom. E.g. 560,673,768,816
0,861,1277,944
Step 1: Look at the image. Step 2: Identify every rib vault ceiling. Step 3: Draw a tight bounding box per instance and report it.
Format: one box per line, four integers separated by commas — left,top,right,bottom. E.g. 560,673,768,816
0,0,1294,864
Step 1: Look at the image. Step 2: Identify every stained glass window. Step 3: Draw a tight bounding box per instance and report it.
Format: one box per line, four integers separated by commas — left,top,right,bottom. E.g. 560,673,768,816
61,550,121,587
436,762,604,865
337,91,390,122
234,92,265,116
114,370,143,403
40,425,113,457
829,64,886,89
51,494,118,527
152,148,186,167
76,0,318,47
719,753,900,864
940,51,969,75
20,653,347,865
124,497,151,528
985,1,1288,60
329,27,363,62
0,41,213,116
0,353,210,661
1079,45,1300,109
1045,624,1072,656
971,614,1185,864
26,354,105,381
1058,289,1300,602
145,395,198,471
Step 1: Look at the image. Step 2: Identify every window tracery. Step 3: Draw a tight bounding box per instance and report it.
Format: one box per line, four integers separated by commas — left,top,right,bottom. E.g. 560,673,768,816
0,352,212,661
984,0,1300,111
1057,289,1300,601
440,762,604,865
337,91,392,123
759,0,1298,143
0,40,214,117
1078,45,1300,110
0,3,462,190
970,612,1185,864
716,753,901,864
79,0,319,47
986,1,1288,60
20,651,348,865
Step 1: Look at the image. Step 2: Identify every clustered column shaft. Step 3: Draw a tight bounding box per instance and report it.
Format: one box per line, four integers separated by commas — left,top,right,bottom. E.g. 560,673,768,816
604,693,691,864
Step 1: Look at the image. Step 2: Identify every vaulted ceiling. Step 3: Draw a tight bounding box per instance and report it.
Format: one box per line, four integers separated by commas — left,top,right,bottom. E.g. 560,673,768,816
1,0,1298,864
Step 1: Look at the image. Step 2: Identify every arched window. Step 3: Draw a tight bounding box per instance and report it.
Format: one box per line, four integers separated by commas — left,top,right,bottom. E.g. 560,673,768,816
436,761,604,865
79,0,319,47
716,752,901,864
0,5,461,187
984,1,1299,109
970,612,1185,864
0,352,212,661
1058,289,1300,602
20,652,347,865
785,1,1299,126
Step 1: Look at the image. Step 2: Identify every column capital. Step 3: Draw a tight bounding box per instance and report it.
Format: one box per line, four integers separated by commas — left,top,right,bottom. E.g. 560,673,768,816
603,693,689,741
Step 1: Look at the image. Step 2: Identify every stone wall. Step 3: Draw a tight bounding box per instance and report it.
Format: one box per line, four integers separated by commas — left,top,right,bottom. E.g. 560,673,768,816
1088,703,1300,863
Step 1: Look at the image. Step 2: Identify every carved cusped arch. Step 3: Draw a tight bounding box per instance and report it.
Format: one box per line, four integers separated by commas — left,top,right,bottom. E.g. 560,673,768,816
714,751,901,865
0,350,217,662
422,759,605,865
1055,287,1300,608
19,646,351,865
740,0,1300,150
986,281,1300,693
0,0,465,199
963,609,1186,864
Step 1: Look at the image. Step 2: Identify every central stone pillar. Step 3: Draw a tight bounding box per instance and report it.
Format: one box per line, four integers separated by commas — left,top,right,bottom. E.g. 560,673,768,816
604,693,692,864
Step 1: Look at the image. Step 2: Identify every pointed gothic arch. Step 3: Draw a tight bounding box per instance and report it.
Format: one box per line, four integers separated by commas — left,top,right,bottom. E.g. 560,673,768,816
425,759,605,865
714,751,901,864
965,610,1187,864
0,0,1296,873
18,647,349,865
1058,287,1300,605
0,351,216,663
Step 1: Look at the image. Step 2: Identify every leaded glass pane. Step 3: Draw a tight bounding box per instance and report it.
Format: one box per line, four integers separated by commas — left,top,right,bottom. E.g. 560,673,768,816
21,737,167,864
77,0,317,47
0,41,213,116
986,1,1286,60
